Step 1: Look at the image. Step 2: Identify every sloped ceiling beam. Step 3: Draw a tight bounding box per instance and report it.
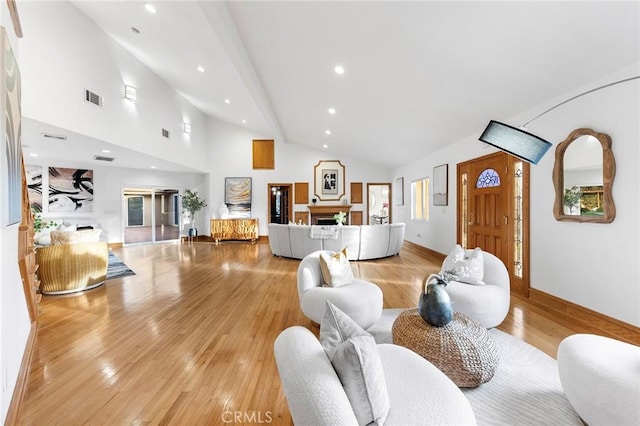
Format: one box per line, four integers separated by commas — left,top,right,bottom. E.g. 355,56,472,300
198,1,285,143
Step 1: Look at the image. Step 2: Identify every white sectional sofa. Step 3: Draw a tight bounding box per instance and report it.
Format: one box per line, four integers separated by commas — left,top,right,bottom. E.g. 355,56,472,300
268,223,405,260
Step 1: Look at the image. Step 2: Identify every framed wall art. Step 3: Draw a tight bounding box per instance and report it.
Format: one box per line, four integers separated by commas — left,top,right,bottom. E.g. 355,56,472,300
48,167,94,212
225,177,252,218
433,164,448,206
2,28,22,226
313,160,345,202
395,177,404,206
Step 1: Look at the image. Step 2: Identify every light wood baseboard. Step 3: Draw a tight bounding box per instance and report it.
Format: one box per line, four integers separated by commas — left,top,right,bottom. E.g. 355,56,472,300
5,321,38,426
408,241,639,345
529,288,640,345
403,240,446,261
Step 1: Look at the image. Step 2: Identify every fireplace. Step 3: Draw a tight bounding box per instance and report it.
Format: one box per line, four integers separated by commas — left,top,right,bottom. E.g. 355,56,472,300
308,204,352,225
316,218,336,225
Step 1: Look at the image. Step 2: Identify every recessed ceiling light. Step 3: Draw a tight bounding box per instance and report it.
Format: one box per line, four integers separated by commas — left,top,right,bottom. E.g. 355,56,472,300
29,153,38,157
242,119,246,123
224,99,230,104
197,66,205,73
322,144,329,149
144,3,156,14
102,149,111,154
328,108,336,114
325,130,332,135
334,65,345,75
150,165,157,169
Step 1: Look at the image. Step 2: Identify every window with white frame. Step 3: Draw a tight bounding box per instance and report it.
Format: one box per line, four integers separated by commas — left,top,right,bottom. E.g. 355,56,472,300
411,177,429,220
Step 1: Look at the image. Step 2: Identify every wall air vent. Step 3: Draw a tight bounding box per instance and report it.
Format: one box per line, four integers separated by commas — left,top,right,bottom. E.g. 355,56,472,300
42,133,67,140
93,155,115,162
85,89,103,107
162,128,170,139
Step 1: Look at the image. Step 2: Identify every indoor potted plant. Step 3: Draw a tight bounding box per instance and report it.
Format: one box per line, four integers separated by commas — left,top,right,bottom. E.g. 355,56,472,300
182,189,207,237
333,211,347,225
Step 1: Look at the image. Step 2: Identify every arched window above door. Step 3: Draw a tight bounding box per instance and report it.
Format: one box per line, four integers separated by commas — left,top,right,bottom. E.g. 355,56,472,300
476,168,501,188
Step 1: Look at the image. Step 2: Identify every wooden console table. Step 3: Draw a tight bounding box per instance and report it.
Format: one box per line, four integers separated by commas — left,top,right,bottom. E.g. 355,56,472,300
210,218,258,243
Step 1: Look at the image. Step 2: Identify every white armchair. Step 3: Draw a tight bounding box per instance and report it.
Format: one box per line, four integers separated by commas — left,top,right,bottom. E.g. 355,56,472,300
274,326,477,426
297,250,383,329
444,249,510,328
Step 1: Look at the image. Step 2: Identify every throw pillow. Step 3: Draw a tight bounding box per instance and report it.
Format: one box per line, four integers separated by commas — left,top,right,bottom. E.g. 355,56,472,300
331,335,390,426
50,229,102,245
319,301,370,358
442,244,485,285
319,248,354,287
319,302,390,425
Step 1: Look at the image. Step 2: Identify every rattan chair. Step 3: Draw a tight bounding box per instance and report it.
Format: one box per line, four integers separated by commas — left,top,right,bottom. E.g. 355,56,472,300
36,242,109,295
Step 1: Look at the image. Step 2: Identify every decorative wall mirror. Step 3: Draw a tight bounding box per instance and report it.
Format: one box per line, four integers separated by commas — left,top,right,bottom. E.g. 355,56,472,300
552,128,615,223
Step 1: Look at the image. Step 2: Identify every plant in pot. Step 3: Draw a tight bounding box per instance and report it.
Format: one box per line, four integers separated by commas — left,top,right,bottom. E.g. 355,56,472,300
333,211,347,225
563,186,582,215
182,189,207,237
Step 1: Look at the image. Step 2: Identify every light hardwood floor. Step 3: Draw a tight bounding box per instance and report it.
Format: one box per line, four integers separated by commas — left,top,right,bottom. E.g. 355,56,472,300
19,241,605,424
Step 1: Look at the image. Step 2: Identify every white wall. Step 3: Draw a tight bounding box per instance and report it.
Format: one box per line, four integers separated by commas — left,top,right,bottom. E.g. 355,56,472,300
18,1,209,172
393,63,640,327
0,14,32,425
206,118,391,235
25,157,208,242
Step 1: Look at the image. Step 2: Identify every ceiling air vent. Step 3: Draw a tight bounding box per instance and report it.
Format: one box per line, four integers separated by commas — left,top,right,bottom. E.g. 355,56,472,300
85,89,103,107
162,128,170,139
93,155,115,162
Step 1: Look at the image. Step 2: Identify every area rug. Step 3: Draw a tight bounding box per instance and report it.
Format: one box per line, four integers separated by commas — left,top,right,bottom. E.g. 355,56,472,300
462,329,581,425
369,309,581,425
106,252,136,280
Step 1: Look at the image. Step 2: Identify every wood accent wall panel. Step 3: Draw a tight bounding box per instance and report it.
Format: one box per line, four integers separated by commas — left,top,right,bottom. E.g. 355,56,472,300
252,139,275,169
294,211,309,225
350,211,363,225
350,182,363,204
294,182,309,205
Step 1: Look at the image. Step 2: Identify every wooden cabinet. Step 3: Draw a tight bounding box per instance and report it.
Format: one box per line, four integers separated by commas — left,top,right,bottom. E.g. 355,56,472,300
210,219,259,243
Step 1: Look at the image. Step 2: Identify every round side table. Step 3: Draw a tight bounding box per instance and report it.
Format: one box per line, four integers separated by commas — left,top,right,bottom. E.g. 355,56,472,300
392,308,499,387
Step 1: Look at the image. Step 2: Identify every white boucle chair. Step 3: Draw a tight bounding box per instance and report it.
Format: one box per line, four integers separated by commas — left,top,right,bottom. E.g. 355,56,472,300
297,251,383,329
274,326,477,426
444,250,510,328
557,334,640,426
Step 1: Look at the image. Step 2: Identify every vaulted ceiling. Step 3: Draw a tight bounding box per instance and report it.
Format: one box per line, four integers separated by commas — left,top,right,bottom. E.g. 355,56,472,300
27,1,640,170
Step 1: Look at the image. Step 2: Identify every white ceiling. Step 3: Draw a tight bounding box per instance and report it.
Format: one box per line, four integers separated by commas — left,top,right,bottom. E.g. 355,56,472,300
25,1,640,171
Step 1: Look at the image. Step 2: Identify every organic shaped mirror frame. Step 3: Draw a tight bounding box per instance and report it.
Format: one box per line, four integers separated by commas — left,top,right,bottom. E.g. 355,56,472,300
552,128,616,223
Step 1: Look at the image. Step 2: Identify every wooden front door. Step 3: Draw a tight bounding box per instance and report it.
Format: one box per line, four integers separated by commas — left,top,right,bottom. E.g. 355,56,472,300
457,152,530,296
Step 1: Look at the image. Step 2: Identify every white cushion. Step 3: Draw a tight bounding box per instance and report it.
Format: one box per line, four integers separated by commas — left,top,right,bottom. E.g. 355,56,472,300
59,223,78,232
319,302,390,425
319,248,354,287
320,300,370,357
332,335,390,425
558,334,640,426
50,229,102,245
443,245,485,285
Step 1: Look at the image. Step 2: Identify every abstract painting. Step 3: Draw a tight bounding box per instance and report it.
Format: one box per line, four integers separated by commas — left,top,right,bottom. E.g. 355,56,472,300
48,167,94,212
225,177,251,218
26,165,43,212
2,28,21,226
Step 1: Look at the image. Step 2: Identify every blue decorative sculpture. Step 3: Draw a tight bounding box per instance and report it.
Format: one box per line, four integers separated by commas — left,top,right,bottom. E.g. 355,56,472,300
418,272,455,327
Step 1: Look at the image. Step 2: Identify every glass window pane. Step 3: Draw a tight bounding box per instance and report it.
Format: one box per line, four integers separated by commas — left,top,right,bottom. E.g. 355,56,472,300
476,168,501,188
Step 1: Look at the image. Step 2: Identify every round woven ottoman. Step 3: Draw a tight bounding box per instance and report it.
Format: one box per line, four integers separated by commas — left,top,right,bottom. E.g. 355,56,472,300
392,309,499,387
